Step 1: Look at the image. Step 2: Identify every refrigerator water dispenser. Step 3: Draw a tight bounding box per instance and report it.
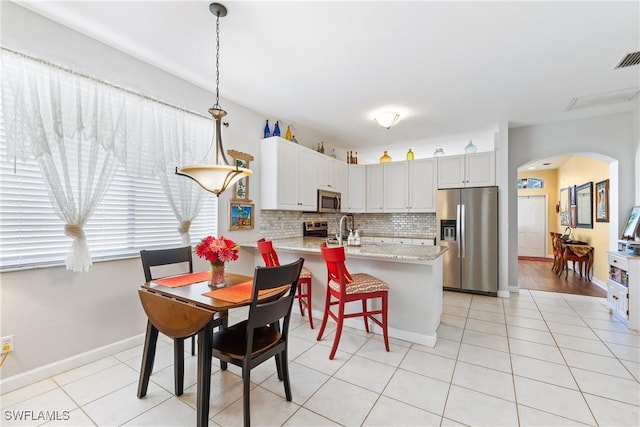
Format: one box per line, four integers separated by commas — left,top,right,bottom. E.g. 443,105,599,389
441,220,456,241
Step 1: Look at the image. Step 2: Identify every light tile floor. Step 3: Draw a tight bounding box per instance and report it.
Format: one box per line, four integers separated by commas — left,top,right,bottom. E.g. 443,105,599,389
2,290,639,426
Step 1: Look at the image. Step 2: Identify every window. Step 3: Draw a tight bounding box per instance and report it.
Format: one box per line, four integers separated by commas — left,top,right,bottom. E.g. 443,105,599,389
0,121,217,270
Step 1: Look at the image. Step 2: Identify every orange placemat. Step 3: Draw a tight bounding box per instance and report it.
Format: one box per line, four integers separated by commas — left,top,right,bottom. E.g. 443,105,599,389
203,281,290,303
152,271,210,288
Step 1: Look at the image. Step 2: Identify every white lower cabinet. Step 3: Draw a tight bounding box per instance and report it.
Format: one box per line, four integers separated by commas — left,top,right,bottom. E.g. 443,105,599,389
607,252,639,330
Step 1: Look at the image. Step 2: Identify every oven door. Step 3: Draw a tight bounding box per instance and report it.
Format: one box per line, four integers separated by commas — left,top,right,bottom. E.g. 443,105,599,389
317,190,341,213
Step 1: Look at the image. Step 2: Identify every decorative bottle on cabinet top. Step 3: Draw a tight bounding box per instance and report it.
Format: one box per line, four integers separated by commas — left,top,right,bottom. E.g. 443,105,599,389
273,121,281,137
465,140,477,153
406,149,414,160
379,151,392,163
263,120,270,138
285,125,292,141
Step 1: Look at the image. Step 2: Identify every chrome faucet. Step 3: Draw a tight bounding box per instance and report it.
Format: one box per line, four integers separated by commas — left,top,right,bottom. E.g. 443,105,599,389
337,214,354,246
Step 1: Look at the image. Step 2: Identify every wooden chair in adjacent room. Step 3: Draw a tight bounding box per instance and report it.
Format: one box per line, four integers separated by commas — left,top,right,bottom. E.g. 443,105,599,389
210,258,304,427
139,246,227,396
550,232,563,273
257,238,314,328
317,243,389,360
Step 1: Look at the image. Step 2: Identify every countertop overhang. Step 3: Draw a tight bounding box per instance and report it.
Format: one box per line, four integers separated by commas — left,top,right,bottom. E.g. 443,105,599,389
240,237,448,265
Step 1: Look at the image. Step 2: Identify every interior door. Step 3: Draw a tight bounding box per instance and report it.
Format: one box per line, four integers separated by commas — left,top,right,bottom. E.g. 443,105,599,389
518,195,546,257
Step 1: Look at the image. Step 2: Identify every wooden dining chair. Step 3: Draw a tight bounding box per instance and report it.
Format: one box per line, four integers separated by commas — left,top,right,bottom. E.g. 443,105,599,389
317,243,389,360
550,232,563,273
139,246,226,396
210,258,304,427
257,238,314,328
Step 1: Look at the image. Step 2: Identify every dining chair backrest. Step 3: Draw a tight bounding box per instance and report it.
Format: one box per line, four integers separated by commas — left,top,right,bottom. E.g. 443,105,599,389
320,243,354,294
256,238,280,267
140,246,193,282
245,258,304,351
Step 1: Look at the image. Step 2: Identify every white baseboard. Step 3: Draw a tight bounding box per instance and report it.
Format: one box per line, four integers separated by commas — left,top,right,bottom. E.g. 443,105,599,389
0,334,145,394
498,290,511,298
508,285,520,294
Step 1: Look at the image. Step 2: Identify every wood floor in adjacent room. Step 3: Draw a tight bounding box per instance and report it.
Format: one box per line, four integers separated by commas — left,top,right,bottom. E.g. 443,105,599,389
518,258,607,297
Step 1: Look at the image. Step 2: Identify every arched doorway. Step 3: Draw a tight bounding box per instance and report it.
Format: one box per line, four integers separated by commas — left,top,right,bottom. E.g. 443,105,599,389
516,153,615,296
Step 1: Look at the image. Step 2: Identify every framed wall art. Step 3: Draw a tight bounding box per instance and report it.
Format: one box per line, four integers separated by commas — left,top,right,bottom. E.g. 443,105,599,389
595,179,609,223
227,149,254,202
560,187,570,226
229,202,254,230
576,181,593,229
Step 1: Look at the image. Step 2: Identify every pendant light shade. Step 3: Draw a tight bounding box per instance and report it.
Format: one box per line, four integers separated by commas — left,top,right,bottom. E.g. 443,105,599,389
176,3,251,197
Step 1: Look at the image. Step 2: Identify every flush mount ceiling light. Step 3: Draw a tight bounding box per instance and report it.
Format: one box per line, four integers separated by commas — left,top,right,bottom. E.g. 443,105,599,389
176,2,251,197
374,111,400,129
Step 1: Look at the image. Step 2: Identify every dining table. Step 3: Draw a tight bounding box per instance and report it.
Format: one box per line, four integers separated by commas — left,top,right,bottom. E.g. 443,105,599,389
137,271,284,427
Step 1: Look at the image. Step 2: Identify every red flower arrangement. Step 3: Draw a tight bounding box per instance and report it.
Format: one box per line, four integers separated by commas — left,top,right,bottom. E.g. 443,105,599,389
195,235,239,265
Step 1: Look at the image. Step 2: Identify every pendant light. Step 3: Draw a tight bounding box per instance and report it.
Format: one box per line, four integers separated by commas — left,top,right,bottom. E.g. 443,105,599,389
176,2,251,197
373,111,400,129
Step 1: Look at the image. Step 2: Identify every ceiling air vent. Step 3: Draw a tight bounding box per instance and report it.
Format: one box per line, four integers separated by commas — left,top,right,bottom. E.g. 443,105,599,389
615,51,640,69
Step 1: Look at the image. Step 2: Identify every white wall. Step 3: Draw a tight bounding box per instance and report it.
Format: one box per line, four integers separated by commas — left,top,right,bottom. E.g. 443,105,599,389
0,3,331,385
356,125,498,164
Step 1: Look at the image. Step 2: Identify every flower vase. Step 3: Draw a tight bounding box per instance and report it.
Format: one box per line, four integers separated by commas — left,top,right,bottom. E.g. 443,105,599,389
210,262,226,288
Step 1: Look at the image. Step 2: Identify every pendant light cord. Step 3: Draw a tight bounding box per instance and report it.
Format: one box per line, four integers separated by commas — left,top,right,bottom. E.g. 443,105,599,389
213,10,221,110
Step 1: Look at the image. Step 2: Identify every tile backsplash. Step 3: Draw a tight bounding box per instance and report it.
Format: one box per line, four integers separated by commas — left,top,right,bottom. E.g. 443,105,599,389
259,210,436,240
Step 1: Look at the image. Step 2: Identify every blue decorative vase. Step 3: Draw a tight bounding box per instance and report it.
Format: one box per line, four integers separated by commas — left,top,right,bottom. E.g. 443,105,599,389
273,121,281,137
263,120,271,138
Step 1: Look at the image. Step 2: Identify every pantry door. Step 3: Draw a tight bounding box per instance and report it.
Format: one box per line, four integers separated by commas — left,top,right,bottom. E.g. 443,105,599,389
518,195,547,257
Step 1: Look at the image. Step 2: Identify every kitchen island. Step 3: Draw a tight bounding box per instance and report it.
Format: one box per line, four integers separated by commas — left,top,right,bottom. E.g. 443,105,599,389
240,237,447,347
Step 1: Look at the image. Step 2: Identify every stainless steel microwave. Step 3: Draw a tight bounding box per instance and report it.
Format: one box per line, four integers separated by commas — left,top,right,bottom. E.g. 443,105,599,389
317,189,341,213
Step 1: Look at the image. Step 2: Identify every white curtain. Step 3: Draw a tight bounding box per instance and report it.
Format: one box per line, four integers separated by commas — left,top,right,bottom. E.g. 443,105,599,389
149,104,213,246
2,51,126,272
1,50,215,270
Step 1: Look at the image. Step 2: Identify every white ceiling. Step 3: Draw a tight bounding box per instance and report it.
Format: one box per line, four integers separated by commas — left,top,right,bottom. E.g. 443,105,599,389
14,1,640,150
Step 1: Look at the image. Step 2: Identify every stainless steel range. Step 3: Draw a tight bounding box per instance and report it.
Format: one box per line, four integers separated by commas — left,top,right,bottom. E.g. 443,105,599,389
303,221,328,237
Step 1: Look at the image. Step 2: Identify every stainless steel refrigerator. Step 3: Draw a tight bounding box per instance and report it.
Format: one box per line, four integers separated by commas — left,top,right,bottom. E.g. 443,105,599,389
436,186,499,295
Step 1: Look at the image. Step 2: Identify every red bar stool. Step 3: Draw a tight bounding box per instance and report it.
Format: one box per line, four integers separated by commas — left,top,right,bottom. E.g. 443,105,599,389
257,238,314,328
317,243,389,360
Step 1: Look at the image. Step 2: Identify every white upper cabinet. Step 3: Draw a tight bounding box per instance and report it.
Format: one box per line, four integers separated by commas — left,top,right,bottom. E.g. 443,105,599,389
383,159,436,212
261,137,317,211
345,164,366,213
437,151,495,188
383,162,408,212
366,163,384,212
364,159,436,213
408,158,436,211
318,156,348,194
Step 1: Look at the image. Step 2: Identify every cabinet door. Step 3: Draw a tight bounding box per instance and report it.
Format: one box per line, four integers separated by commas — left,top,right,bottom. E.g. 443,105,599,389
328,159,348,194
316,154,329,190
409,158,436,212
277,140,300,209
297,148,318,210
366,164,384,212
383,161,408,212
466,151,495,187
437,155,465,188
346,165,366,213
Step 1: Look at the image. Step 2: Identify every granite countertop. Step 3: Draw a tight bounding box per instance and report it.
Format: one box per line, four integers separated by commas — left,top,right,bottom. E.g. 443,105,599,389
240,237,448,264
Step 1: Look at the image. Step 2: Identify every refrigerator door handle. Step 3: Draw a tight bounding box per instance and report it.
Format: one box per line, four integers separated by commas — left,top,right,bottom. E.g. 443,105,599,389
456,204,462,258
460,204,466,258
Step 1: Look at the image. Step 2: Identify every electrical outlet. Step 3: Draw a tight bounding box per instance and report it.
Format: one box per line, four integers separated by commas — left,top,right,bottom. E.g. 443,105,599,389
1,335,14,353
